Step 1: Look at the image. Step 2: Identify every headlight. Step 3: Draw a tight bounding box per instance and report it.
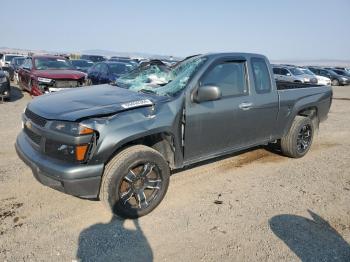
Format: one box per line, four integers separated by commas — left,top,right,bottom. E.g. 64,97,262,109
45,139,91,162
0,76,7,84
303,78,309,82
47,121,96,162
50,121,94,136
37,77,52,83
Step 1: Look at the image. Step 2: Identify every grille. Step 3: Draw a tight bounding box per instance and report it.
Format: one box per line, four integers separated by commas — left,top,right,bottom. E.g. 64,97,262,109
53,80,79,88
25,109,47,127
24,126,41,145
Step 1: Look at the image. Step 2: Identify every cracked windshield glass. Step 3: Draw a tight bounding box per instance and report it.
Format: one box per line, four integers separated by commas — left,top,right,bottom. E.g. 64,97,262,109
115,56,207,96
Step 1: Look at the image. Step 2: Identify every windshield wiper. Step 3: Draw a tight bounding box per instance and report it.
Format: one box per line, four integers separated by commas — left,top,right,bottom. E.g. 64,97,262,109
139,89,157,95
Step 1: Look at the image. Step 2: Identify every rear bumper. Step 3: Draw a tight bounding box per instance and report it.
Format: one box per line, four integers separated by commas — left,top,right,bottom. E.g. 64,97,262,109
15,131,104,198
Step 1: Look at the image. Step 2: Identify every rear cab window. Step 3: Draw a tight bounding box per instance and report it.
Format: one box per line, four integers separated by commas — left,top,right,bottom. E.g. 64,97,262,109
251,58,272,94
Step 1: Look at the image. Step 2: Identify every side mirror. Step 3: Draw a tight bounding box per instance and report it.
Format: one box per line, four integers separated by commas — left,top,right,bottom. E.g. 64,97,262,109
286,73,292,76
194,85,221,103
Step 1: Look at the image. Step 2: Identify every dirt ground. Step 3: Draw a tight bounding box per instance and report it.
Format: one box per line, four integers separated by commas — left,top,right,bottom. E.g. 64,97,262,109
0,85,350,262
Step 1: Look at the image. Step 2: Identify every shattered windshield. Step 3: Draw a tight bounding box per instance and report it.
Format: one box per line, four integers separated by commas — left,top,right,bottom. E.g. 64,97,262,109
115,56,207,96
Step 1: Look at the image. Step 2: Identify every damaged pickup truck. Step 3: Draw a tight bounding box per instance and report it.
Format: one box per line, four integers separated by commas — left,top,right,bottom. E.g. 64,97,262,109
15,53,332,218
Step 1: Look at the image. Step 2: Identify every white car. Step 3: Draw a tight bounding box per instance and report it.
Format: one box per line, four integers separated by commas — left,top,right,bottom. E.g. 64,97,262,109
300,68,331,86
0,53,25,67
315,75,331,86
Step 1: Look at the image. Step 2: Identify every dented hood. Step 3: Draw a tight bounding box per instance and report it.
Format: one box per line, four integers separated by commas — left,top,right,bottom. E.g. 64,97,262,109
32,69,86,79
27,84,165,121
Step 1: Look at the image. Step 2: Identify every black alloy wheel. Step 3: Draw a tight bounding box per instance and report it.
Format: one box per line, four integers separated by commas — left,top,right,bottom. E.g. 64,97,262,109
296,124,312,154
119,162,162,209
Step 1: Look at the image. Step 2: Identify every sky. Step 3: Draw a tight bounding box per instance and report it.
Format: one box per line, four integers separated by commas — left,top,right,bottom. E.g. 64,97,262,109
0,0,349,60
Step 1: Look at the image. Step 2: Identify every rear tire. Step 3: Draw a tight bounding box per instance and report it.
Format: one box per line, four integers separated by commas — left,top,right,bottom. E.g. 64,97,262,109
100,145,170,219
281,116,314,158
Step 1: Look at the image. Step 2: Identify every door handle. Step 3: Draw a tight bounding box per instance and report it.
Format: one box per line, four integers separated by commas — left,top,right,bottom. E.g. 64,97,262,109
239,102,253,110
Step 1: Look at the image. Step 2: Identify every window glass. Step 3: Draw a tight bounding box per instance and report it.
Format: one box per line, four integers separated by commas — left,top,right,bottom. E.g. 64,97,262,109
289,68,304,75
280,68,289,75
109,63,131,75
94,63,102,72
34,57,73,70
100,64,109,74
273,68,280,74
334,70,344,76
309,68,318,74
200,61,247,97
23,58,32,70
251,58,272,94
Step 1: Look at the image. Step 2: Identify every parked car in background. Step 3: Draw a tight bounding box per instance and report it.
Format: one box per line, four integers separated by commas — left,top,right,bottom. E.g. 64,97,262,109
300,67,331,86
272,65,317,84
335,67,350,73
308,67,349,86
71,59,94,73
18,55,87,96
0,54,25,67
87,61,134,85
0,54,25,81
10,57,26,83
109,57,139,68
325,68,350,82
0,67,11,100
80,54,106,63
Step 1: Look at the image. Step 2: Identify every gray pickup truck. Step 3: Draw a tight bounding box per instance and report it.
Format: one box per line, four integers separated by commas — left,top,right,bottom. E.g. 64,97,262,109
16,53,332,218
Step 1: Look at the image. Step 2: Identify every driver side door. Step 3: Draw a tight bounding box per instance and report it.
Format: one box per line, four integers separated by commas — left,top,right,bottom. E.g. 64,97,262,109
184,59,255,162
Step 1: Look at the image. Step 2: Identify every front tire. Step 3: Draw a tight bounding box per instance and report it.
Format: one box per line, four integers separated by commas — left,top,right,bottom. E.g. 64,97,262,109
100,145,170,219
331,79,339,86
281,116,314,158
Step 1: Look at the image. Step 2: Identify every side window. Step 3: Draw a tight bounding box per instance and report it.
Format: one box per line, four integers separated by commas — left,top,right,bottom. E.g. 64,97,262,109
23,58,32,70
273,68,280,75
251,58,272,94
28,59,33,69
320,70,328,76
94,63,102,73
280,68,289,76
101,64,109,74
200,61,247,97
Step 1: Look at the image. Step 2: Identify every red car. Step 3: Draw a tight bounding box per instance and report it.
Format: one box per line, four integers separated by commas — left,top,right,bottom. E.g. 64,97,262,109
18,55,87,96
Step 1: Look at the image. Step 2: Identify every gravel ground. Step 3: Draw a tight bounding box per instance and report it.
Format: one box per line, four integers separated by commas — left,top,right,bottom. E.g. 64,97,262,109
0,85,350,262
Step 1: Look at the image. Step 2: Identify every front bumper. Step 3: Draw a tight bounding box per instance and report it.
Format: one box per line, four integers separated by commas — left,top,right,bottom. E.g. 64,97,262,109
340,79,350,85
15,131,104,198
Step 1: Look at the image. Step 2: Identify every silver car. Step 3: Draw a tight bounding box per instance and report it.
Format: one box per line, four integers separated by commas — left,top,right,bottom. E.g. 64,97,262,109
273,66,318,84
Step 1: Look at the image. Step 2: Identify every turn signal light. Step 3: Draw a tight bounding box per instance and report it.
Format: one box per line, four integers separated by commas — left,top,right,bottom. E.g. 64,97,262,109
79,126,94,135
76,145,89,161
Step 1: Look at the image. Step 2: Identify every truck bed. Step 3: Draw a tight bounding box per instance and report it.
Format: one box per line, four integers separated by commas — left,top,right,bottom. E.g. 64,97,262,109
276,81,324,90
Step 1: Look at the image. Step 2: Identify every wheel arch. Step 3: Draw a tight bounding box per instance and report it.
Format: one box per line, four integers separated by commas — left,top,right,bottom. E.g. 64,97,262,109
106,131,177,169
282,105,319,137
